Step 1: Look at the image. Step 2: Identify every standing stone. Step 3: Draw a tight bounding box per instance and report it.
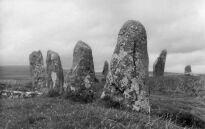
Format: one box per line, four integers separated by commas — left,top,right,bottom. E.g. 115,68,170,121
101,20,149,112
102,60,109,78
29,50,46,90
153,49,167,77
185,65,192,75
65,40,96,100
46,50,64,93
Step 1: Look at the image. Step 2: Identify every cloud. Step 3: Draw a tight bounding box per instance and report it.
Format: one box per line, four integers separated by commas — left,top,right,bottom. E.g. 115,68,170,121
1,0,205,73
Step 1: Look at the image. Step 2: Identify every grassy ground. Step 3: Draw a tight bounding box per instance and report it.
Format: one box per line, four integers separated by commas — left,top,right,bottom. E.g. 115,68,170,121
150,95,205,128
0,66,205,129
0,97,199,129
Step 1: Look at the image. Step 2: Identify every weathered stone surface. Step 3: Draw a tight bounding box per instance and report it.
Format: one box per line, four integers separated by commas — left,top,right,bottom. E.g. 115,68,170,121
153,49,167,77
46,50,64,93
29,50,46,90
102,60,109,78
101,20,149,112
185,65,192,75
65,40,96,100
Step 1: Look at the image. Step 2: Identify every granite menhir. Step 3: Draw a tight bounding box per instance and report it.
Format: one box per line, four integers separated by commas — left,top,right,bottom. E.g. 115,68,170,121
153,49,167,77
184,65,192,76
46,50,64,93
101,20,150,112
29,50,46,90
65,40,96,101
102,60,109,78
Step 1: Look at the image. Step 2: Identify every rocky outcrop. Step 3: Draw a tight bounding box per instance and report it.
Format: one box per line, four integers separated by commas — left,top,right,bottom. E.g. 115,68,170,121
185,65,192,75
153,49,167,77
29,50,46,90
101,20,150,112
46,50,64,93
65,40,96,101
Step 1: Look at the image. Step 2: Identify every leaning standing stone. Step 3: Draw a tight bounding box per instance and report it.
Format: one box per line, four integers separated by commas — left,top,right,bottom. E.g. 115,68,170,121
46,50,64,93
65,40,96,101
184,65,192,76
102,60,109,78
29,50,46,90
101,20,149,112
153,49,167,77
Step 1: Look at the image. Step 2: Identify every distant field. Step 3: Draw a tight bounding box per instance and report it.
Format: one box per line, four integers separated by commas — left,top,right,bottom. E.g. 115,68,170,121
0,66,31,80
0,65,185,81
0,65,104,81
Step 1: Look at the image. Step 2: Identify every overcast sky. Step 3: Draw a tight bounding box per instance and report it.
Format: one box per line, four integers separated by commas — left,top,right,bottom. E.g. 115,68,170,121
1,0,205,73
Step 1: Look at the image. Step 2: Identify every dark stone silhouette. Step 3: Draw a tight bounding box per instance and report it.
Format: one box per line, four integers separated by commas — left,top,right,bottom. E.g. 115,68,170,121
46,50,64,94
185,65,192,75
153,49,167,77
29,50,46,90
101,20,149,112
102,60,109,78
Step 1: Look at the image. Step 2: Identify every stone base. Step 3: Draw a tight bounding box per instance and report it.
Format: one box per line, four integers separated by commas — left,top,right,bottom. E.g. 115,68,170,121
101,90,150,113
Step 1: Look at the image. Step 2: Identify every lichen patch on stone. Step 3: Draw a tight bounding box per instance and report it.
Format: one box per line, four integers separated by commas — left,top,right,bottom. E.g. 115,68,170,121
84,75,91,88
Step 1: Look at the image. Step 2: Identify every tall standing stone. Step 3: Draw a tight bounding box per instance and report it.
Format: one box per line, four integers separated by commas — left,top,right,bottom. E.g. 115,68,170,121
46,50,64,93
29,50,46,90
185,65,192,75
153,49,167,77
65,40,96,100
102,60,109,78
101,20,149,112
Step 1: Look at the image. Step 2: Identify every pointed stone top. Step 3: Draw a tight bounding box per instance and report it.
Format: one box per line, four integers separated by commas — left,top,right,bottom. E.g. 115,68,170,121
37,50,42,54
160,49,167,58
161,49,167,53
102,60,109,77
104,60,109,64
75,40,91,50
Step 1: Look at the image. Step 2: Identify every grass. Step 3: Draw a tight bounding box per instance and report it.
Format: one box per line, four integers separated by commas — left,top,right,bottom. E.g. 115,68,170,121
0,97,198,129
1,66,205,129
0,80,33,92
148,75,205,98
150,94,205,128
